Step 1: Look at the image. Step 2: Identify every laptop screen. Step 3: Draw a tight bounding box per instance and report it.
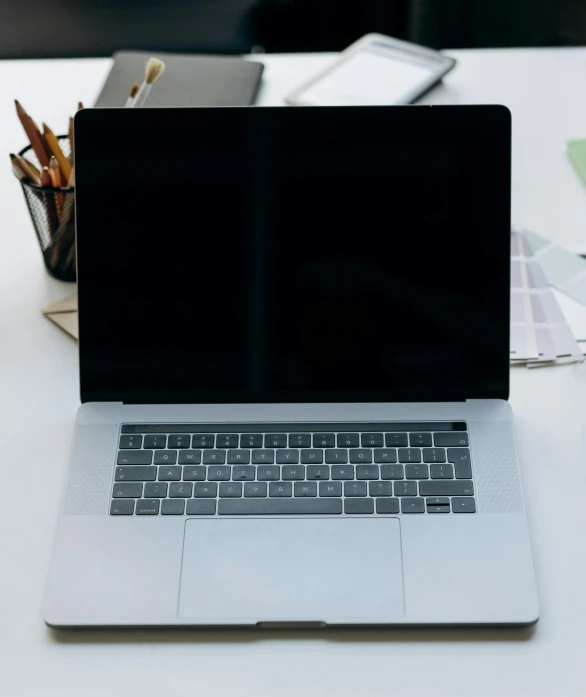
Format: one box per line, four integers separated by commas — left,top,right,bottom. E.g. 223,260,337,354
75,106,510,404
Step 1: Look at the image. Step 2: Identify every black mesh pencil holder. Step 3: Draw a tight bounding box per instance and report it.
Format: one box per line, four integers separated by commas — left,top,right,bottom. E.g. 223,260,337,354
16,136,76,282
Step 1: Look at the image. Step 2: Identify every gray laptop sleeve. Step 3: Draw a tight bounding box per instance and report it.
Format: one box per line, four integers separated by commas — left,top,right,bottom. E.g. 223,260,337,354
94,51,264,107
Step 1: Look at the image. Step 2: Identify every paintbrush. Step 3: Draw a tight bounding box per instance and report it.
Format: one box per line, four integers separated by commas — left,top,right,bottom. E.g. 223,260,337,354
125,82,140,107
131,58,165,107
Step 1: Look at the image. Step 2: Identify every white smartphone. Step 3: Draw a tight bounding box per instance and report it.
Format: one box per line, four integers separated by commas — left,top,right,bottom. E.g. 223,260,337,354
285,33,456,107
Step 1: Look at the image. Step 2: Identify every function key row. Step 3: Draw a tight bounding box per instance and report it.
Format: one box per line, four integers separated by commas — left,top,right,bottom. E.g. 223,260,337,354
119,432,469,450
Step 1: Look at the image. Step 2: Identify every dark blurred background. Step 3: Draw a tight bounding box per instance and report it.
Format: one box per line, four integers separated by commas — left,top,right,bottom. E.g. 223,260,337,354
2,0,586,59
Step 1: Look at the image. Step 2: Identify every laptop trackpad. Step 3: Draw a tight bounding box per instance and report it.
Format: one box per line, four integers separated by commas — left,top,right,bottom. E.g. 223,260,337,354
178,518,404,624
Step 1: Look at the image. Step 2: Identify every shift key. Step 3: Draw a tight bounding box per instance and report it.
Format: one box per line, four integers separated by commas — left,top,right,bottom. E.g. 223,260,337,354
115,466,157,481
419,480,474,496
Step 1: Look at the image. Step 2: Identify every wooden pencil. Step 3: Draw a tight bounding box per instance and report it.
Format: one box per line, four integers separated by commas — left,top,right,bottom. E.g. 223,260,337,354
43,123,72,182
40,166,52,187
50,156,64,219
10,153,42,185
68,117,75,166
14,100,51,168
22,156,41,180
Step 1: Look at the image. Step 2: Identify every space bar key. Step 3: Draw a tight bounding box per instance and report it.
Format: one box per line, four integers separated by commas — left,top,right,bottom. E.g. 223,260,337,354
218,499,342,515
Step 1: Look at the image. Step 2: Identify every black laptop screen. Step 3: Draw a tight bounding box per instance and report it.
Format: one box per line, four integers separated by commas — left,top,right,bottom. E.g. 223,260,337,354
75,106,510,403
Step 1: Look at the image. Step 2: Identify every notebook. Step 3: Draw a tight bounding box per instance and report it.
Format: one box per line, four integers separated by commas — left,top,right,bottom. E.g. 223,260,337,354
94,51,264,108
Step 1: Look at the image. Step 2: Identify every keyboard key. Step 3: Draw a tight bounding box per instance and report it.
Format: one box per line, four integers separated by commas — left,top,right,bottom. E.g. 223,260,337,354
144,435,166,449
158,466,182,481
369,481,392,496
380,464,404,480
452,497,476,513
313,433,335,448
385,433,408,447
244,482,267,497
356,465,380,480
325,449,348,464
426,497,450,513
219,482,242,497
394,481,417,496
144,482,168,497
186,499,216,515
119,435,142,449
344,499,374,514
169,482,193,497
419,480,474,497
376,498,399,514
115,466,156,482
227,450,251,464
194,482,217,497
332,465,354,480
168,434,190,449
422,448,446,463
306,465,330,480
361,433,383,447
136,499,160,515
257,466,280,481
300,449,323,464
430,464,454,479
178,450,202,465
117,451,152,465
252,449,275,464
207,466,231,481
265,434,287,448
203,450,226,465
319,481,342,496
294,482,317,497
344,481,367,497
240,434,263,448
447,448,473,479
161,499,185,515
282,465,305,480
401,498,425,513
409,433,432,447
435,433,469,447
374,448,397,463
192,434,215,449
153,450,177,465
276,449,300,464
289,433,311,448
216,434,239,448
231,466,255,480
405,464,429,479
218,499,343,515
182,467,206,481
398,448,421,463
110,499,134,515
112,483,143,498
337,433,359,447
349,449,372,464
269,482,292,497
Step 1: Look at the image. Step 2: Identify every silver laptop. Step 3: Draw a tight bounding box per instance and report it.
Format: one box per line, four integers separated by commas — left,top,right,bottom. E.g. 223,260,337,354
44,105,539,628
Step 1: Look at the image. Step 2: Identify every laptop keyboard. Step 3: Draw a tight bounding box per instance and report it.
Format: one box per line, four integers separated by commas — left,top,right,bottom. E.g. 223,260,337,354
110,423,475,516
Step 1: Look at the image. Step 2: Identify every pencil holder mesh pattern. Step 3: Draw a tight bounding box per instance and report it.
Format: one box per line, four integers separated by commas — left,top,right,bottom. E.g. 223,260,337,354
16,136,76,282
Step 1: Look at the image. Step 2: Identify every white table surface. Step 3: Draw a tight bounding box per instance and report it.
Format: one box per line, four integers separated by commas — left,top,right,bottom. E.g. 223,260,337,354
1,48,586,697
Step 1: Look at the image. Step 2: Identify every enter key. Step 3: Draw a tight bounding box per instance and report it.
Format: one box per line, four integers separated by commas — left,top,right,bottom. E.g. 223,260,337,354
447,448,472,479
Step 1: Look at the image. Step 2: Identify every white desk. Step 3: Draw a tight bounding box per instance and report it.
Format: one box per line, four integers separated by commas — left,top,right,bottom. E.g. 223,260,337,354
1,49,586,697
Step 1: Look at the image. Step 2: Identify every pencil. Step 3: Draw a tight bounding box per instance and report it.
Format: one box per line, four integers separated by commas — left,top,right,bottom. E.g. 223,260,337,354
22,156,41,180
14,100,51,168
68,117,75,166
43,123,72,182
10,153,42,185
78,101,84,111
40,166,52,187
50,156,64,219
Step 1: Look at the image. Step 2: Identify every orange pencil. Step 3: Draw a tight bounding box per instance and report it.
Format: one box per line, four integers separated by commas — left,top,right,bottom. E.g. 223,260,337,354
14,100,51,168
68,116,75,166
49,156,62,188
43,123,72,182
